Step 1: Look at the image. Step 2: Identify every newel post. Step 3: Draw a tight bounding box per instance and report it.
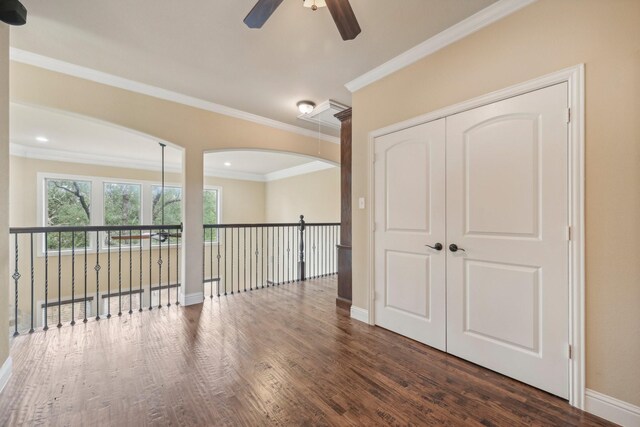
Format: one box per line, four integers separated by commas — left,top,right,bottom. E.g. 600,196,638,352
298,215,306,282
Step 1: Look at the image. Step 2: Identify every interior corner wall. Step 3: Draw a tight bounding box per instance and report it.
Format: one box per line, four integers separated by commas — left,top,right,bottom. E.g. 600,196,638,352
0,24,9,368
351,0,640,406
265,167,340,223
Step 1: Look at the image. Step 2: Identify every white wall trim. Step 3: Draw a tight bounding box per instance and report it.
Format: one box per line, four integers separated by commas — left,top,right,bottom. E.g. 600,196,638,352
10,48,339,145
179,292,204,306
264,161,335,182
367,65,585,408
345,0,537,93
0,356,12,395
350,306,369,324
585,389,640,426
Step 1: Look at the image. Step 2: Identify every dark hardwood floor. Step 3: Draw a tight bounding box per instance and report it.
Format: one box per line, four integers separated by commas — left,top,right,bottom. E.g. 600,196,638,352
0,277,611,426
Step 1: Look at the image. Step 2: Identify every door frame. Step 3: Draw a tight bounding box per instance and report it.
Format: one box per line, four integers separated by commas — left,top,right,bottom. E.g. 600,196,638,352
367,65,585,409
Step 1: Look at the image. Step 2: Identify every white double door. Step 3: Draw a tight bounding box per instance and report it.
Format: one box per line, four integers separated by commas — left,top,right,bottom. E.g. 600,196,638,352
374,83,570,398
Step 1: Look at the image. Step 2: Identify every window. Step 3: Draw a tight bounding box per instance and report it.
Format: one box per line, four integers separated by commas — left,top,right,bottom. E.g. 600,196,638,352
204,188,220,242
39,174,219,253
103,182,142,247
152,185,182,226
45,178,92,250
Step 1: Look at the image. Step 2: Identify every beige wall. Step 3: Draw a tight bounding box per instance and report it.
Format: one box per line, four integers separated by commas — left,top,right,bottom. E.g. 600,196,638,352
265,167,340,223
0,25,9,369
351,0,640,405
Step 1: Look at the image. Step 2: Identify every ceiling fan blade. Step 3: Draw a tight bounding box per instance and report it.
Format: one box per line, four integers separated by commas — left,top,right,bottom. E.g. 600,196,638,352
325,0,361,41
243,0,285,29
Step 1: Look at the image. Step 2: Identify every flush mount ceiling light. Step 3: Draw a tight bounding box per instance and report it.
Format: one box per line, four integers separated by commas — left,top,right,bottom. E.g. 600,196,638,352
0,0,27,26
297,101,316,115
36,136,49,143
303,0,326,11
224,162,231,167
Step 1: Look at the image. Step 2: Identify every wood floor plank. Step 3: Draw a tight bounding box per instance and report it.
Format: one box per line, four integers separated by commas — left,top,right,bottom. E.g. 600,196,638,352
0,277,613,426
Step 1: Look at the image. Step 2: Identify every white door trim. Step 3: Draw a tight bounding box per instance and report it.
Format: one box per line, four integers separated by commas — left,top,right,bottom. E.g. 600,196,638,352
367,64,585,409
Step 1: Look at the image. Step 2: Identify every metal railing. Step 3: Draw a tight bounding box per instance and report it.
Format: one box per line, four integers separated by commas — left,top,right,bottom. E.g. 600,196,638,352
8,224,182,335
203,216,340,296
8,216,340,336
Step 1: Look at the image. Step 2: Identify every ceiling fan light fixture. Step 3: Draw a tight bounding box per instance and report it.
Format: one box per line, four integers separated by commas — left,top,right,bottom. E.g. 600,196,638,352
297,101,316,115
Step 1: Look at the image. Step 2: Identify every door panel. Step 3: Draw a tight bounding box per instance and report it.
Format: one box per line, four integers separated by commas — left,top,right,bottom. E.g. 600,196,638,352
446,83,569,398
374,119,446,350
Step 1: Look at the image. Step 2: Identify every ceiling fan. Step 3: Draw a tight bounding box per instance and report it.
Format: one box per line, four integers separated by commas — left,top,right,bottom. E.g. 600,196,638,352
244,0,361,41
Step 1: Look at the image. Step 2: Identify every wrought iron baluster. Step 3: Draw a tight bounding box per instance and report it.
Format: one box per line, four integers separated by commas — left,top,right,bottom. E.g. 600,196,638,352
209,228,214,298
139,227,143,312
176,235,180,305
84,230,88,323
44,232,49,330
129,230,134,314
216,228,221,297
148,229,153,311
12,234,20,336
118,230,122,316
249,227,253,291
231,227,234,294
29,233,35,333
276,226,280,286
95,231,101,320
71,233,76,325
158,228,163,308
58,231,62,327
244,227,247,292
224,228,228,295
261,227,265,289
167,229,171,307
107,230,112,318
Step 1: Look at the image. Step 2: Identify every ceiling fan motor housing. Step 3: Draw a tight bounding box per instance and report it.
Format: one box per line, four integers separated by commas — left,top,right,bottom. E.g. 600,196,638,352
0,0,27,26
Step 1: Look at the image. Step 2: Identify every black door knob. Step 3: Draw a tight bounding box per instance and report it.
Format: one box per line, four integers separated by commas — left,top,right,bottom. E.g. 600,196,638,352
449,244,465,252
425,243,443,251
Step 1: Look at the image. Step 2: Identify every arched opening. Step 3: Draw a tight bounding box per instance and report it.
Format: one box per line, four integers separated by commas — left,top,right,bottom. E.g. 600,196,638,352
201,148,340,298
8,103,185,332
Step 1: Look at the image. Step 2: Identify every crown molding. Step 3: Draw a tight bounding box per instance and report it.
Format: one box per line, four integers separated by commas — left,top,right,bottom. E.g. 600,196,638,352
264,161,335,182
345,0,537,93
11,143,336,183
9,48,340,145
203,167,265,182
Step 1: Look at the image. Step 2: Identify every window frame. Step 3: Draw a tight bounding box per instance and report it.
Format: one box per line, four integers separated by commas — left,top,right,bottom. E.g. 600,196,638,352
37,172,222,255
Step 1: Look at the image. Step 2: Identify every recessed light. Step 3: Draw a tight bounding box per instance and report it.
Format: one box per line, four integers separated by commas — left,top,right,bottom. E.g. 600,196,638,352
36,136,49,143
224,162,231,167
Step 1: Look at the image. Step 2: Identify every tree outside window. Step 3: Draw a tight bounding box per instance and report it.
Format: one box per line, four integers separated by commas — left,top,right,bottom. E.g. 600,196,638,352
204,188,219,242
103,183,142,246
152,186,182,245
45,178,91,250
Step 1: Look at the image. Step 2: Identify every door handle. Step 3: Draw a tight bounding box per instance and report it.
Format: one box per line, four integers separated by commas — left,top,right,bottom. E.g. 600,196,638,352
449,244,465,252
425,243,443,251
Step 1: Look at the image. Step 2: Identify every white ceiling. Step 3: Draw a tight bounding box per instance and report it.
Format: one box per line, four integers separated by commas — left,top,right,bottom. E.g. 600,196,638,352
11,0,495,137
10,103,332,179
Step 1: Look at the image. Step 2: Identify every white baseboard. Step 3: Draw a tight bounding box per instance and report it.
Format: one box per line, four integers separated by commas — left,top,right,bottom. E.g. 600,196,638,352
585,389,640,426
350,306,369,324
0,357,12,395
179,292,204,306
